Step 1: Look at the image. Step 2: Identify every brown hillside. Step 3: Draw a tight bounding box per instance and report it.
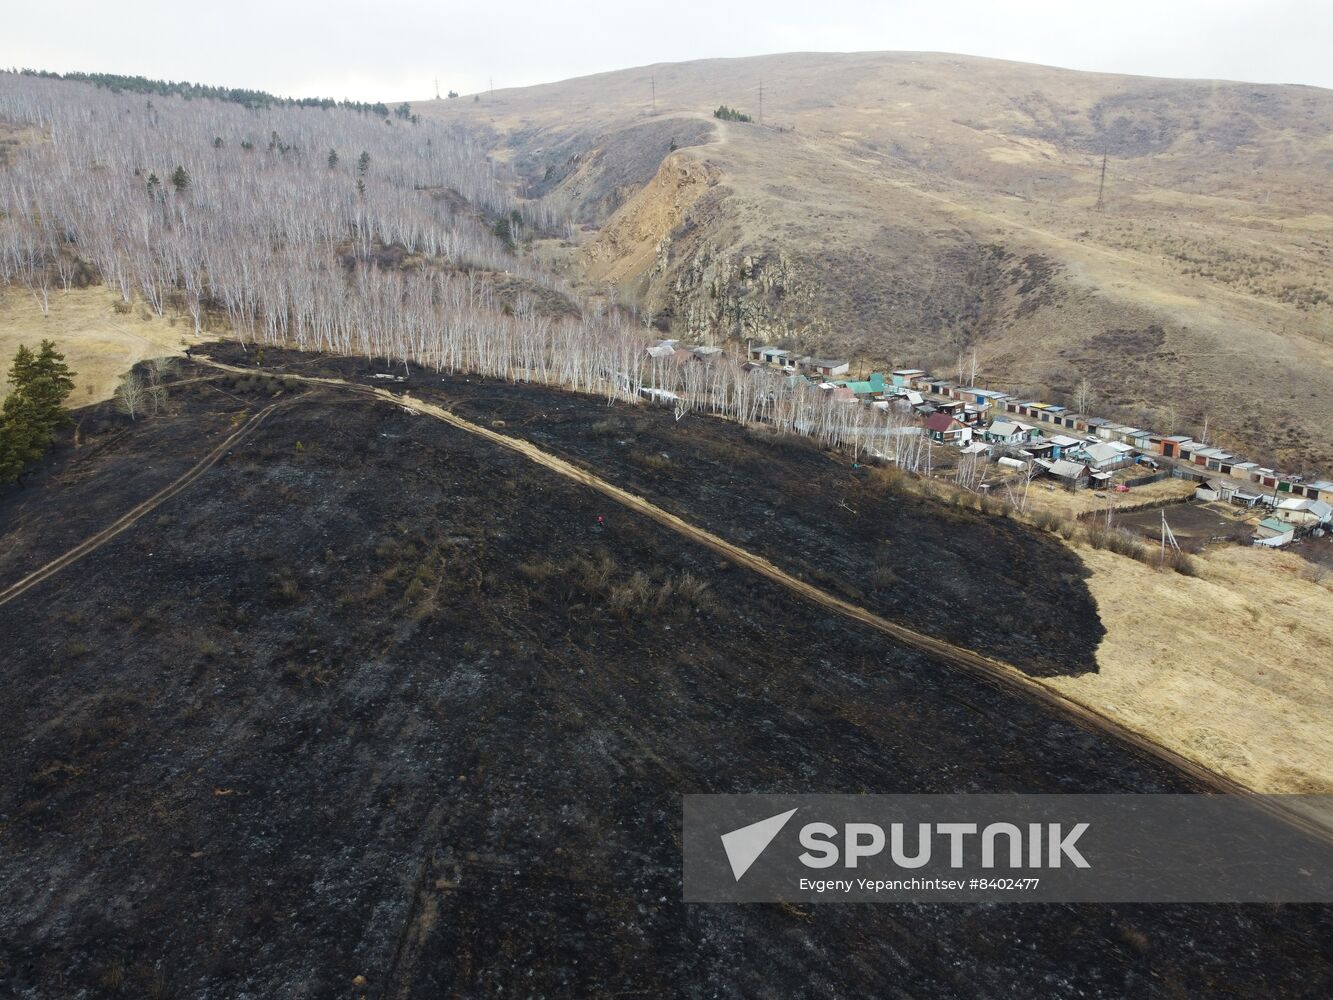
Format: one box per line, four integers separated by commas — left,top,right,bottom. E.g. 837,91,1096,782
419,52,1333,471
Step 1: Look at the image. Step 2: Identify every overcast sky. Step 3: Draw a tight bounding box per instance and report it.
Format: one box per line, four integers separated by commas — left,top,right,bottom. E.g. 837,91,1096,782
4,1,1330,100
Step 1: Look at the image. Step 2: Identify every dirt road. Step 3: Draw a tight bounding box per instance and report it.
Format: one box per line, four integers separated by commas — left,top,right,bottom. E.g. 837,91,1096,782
187,357,1333,841
13,355,1326,839
0,401,285,610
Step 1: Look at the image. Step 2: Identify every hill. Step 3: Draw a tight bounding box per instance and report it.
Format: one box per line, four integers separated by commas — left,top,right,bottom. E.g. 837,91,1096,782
1,356,1327,997
418,52,1333,472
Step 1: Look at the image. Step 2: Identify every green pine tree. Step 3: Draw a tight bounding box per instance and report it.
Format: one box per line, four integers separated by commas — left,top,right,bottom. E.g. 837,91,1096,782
171,165,190,192
25,341,77,429
0,341,76,484
0,390,48,485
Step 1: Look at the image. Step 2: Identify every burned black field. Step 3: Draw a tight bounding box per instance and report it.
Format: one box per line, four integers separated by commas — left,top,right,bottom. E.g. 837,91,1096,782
205,343,1105,677
0,361,1329,999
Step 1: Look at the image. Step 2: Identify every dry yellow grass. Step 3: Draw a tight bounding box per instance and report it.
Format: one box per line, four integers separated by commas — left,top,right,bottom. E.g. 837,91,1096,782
1022,477,1196,519
0,288,185,403
1043,543,1333,797
418,52,1333,470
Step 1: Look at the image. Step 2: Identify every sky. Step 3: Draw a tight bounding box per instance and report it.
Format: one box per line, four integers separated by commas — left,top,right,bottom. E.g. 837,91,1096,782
3,1,1330,100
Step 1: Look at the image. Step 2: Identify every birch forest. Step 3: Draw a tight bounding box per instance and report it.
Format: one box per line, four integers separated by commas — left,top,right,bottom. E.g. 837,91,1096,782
0,72,934,471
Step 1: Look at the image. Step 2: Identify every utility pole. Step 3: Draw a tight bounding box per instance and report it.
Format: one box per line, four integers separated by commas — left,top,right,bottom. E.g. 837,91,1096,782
1095,151,1107,210
1160,509,1180,562
758,78,764,125
651,75,656,114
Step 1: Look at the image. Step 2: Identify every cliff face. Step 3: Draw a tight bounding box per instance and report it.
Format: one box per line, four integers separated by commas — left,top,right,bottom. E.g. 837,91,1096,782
659,242,828,348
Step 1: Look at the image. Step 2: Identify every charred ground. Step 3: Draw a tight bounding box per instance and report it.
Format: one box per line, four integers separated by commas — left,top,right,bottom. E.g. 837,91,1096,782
203,342,1105,677
0,360,1329,998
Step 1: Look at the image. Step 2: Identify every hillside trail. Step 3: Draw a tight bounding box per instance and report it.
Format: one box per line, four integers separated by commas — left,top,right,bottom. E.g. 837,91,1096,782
0,400,286,610
7,353,1325,838
188,357,1333,839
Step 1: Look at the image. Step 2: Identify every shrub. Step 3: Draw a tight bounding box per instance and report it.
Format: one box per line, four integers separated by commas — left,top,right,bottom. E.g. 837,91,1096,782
1084,523,1148,561
518,559,558,582
633,451,675,472
673,571,710,606
607,571,655,616
1032,510,1062,532
1160,548,1198,576
870,466,909,495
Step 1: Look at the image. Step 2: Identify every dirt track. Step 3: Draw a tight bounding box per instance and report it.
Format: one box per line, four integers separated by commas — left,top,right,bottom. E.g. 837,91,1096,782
185,357,1331,842
0,400,285,610
4,369,1328,998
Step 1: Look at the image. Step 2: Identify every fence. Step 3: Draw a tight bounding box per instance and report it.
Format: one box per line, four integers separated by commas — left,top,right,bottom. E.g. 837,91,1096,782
1122,470,1174,489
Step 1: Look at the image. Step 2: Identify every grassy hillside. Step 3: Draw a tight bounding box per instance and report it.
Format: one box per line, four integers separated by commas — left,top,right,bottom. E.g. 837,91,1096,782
418,52,1333,472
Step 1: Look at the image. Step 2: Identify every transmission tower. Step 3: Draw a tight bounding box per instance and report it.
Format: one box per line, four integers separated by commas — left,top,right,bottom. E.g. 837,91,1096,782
758,78,764,125
1095,152,1107,210
434,77,440,100
651,75,656,114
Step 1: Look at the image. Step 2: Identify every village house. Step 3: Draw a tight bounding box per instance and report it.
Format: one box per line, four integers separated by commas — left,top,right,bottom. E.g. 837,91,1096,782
840,373,887,399
1048,434,1082,459
983,418,1040,445
1073,440,1137,471
1194,477,1236,503
1273,497,1333,528
1044,459,1090,489
925,412,972,445
1254,517,1296,547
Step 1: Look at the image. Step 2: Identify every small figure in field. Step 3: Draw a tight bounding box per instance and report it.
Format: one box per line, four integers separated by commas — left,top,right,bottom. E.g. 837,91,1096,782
597,515,604,529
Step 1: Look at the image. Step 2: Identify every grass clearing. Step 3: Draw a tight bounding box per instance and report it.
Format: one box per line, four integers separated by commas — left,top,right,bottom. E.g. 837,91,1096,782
0,287,186,403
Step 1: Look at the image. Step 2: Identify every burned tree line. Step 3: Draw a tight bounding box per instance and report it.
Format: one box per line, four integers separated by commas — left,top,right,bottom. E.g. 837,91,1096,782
0,72,935,470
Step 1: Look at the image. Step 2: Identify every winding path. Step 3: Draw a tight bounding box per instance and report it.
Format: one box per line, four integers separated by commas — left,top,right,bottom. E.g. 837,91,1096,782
6,356,1327,840
190,358,1333,841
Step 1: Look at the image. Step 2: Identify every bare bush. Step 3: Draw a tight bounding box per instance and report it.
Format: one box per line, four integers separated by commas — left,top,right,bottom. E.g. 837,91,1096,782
116,371,146,421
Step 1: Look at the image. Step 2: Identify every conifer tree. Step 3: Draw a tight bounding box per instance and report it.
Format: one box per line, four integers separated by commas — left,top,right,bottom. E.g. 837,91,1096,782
0,341,76,484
